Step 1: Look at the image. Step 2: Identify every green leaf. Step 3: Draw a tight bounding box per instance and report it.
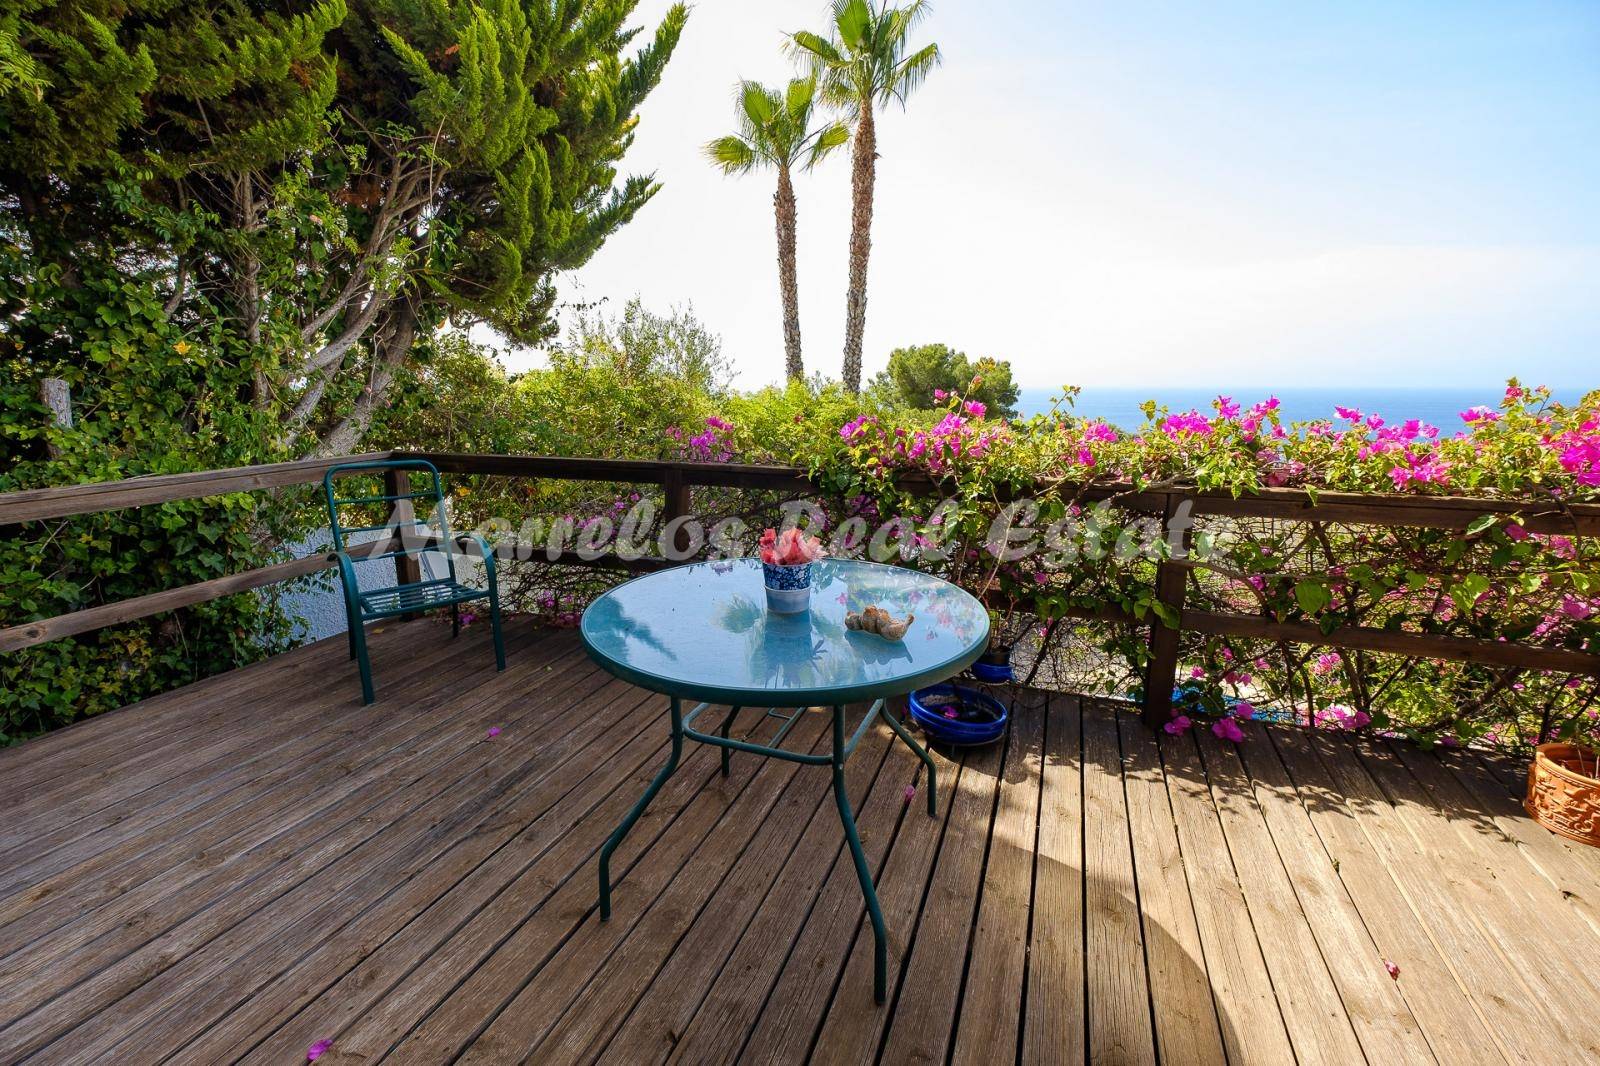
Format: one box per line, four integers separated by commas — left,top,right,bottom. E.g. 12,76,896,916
1294,580,1332,616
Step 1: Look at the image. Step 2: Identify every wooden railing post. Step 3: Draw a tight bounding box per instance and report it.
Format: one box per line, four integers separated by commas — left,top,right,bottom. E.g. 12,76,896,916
662,466,693,558
1142,494,1189,731
385,467,423,616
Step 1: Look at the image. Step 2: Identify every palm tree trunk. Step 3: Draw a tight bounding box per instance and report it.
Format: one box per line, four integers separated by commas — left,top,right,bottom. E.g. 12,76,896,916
842,100,876,393
774,165,803,382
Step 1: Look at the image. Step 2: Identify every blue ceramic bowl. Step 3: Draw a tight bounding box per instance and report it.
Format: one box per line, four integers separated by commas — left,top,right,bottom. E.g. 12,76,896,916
908,683,1009,746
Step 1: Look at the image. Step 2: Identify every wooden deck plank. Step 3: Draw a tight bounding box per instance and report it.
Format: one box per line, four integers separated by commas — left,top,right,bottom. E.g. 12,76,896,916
818,734,1002,1065
1,623,1597,1065
598,718,895,1063
550,710,902,1056
665,714,932,1066
743,740,962,1064
1439,747,1600,938
0,621,365,788
241,703,746,1065
1115,707,1225,1066
1231,725,1435,1063
0,628,574,1028
0,625,557,901
1081,703,1157,1065
0,619,453,823
1267,726,1506,1066
177,685,673,1063
1193,726,1366,1065
407,712,830,1064
1368,738,1600,1000
1304,730,1577,1063
1157,725,1296,1065
3,641,633,1061
947,688,1045,1066
1020,694,1085,1066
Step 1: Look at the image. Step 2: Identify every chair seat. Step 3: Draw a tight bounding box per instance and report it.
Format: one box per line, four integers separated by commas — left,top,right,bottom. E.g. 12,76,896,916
357,578,490,618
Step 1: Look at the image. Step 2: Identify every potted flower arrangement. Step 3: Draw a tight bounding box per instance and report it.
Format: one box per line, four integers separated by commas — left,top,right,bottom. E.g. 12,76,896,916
759,527,826,614
1525,742,1600,848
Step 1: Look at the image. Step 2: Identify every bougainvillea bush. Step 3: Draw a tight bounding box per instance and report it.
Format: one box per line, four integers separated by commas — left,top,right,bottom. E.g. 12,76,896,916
789,381,1599,752
375,353,1598,753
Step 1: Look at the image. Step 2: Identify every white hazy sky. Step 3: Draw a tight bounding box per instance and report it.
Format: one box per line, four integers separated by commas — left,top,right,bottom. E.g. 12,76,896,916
492,0,1600,391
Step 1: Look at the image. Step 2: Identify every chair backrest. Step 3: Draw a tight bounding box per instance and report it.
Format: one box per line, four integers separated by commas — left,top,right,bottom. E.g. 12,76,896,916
323,459,458,585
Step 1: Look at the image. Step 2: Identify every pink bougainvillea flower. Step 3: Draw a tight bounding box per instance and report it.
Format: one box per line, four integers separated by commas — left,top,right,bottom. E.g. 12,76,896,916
1232,701,1255,720
486,726,501,738
964,400,987,418
1504,522,1529,542
1189,666,1205,679
1213,718,1246,743
1384,959,1400,980
1164,715,1193,736
1561,595,1594,620
933,388,948,401
307,1039,334,1061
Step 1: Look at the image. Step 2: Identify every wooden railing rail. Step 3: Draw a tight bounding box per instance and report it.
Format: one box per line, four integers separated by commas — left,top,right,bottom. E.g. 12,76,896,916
4,450,1597,729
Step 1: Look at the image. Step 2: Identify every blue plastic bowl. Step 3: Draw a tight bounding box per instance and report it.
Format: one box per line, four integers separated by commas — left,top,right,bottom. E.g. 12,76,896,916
971,658,1013,683
908,683,1009,746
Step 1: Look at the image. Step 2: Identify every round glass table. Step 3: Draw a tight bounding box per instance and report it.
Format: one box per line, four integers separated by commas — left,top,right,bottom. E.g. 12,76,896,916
580,558,990,1003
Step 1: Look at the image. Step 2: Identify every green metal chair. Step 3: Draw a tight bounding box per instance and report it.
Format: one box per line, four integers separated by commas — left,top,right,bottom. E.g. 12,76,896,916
323,458,506,704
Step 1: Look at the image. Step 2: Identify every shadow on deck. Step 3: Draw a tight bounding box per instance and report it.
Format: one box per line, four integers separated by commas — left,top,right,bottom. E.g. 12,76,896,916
1,618,1597,1064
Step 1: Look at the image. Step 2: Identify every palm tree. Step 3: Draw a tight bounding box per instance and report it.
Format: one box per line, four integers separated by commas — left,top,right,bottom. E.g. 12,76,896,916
706,77,849,383
790,0,939,393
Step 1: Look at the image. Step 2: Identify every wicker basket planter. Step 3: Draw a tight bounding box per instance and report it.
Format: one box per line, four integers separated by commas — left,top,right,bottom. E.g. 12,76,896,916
1525,743,1600,848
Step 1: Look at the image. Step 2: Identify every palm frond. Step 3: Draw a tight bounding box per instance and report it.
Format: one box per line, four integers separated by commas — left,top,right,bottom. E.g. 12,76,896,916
704,135,759,174
887,41,940,106
740,80,778,128
784,75,817,123
787,29,843,66
802,121,851,171
834,0,872,49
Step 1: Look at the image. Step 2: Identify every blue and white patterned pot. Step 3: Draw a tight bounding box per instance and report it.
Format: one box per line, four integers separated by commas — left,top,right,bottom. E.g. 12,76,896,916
762,561,812,614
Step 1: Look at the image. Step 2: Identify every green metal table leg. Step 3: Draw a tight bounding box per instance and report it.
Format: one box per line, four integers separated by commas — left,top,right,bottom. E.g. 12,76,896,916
599,695,683,920
719,705,738,776
879,700,937,817
833,705,888,1004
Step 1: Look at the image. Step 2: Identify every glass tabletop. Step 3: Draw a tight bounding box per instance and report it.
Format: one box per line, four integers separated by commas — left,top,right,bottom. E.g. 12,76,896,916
579,559,991,707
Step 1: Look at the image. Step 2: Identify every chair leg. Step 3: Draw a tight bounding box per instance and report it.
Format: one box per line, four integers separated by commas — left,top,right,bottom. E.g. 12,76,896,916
487,590,507,672
451,602,461,638
349,614,375,705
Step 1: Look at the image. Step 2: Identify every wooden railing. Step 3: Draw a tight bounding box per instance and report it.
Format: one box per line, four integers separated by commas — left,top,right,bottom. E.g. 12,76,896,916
4,449,1597,729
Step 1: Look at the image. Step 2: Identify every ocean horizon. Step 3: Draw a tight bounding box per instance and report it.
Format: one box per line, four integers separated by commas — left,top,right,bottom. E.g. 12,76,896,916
1013,385,1587,430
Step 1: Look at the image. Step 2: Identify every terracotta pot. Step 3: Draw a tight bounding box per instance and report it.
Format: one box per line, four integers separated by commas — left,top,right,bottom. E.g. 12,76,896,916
1525,743,1600,848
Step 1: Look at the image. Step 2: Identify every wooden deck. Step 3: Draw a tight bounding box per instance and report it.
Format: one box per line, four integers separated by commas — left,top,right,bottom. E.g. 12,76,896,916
2,619,1599,1065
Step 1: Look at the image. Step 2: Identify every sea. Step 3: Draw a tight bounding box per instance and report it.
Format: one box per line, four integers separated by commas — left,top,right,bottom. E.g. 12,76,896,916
1013,385,1587,430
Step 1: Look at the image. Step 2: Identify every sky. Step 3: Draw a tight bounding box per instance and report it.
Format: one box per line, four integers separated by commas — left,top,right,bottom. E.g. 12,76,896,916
493,1,1600,391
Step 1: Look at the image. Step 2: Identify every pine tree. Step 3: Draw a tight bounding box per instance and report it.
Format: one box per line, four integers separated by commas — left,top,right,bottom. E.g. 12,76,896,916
0,0,688,456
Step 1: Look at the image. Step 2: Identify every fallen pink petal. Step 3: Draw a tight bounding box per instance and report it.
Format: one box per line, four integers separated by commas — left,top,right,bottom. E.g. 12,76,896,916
307,1038,333,1061
487,726,502,738
1385,959,1400,980
903,784,917,805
